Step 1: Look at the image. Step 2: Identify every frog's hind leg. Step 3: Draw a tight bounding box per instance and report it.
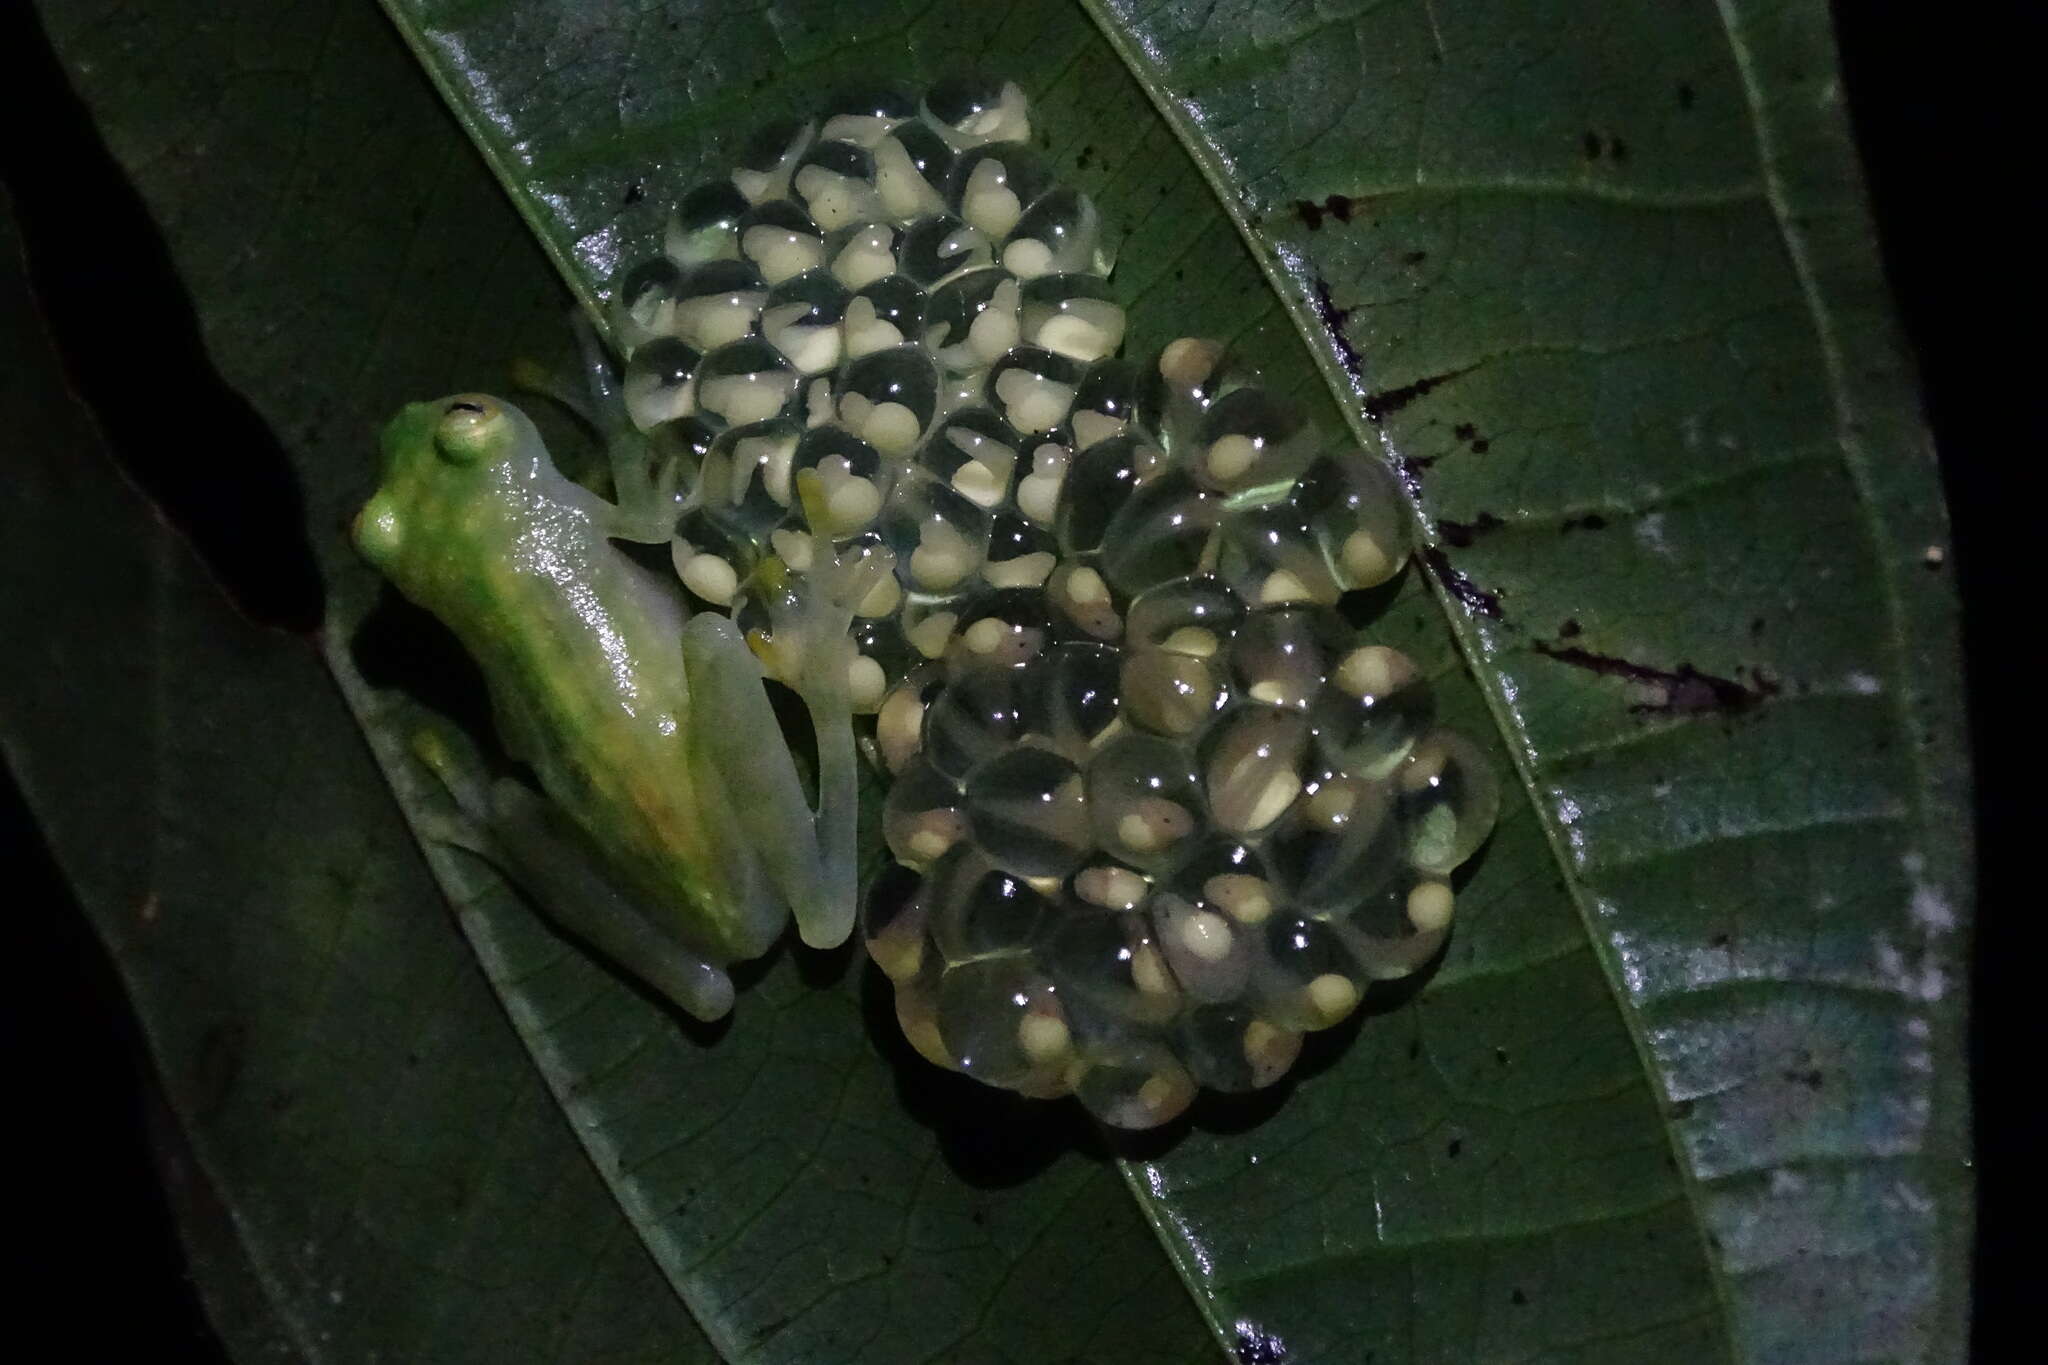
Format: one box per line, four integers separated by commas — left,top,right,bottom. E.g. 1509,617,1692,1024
680,612,842,946
410,724,736,1021
487,780,737,1020
783,545,893,948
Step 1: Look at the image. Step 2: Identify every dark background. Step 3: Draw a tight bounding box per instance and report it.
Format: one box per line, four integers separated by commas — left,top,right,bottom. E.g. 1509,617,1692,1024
1,2,2012,1358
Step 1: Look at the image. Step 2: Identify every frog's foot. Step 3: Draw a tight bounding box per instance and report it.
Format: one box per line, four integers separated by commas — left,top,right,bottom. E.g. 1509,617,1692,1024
734,542,895,947
409,724,736,1021
602,427,689,544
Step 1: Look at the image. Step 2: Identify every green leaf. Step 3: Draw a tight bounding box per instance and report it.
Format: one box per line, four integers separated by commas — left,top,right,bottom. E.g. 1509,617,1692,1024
0,191,710,1359
11,0,1970,1361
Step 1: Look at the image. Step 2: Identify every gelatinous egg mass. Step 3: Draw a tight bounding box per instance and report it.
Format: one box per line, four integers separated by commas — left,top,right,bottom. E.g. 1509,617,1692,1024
612,80,1497,1129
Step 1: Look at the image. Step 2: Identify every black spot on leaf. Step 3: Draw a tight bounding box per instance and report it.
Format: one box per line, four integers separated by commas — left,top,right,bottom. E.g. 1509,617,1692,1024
1421,547,1505,619
1436,513,1503,548
1532,642,1782,715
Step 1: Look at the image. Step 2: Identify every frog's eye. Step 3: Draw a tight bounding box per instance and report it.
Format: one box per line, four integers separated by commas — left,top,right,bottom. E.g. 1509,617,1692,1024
434,397,507,465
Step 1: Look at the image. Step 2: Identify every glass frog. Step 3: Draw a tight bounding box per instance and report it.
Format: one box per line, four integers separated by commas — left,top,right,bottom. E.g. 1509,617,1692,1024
354,393,870,1020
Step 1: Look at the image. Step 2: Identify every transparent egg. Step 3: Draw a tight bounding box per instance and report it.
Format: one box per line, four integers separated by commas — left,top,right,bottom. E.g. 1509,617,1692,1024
1291,452,1411,591
1097,470,1225,599
1199,705,1312,836
1226,606,1347,712
881,470,992,595
1044,911,1182,1026
622,336,701,431
1123,575,1246,657
921,662,1028,782
737,199,826,284
643,414,718,489
1004,191,1107,281
731,118,815,204
760,270,850,375
828,222,901,290
892,952,960,1072
1145,336,1231,449
922,76,1031,150
818,85,916,148
698,417,800,532
936,955,1072,1092
790,139,883,230
672,259,770,351
963,745,1090,879
987,346,1081,436
898,213,993,285
1053,434,1142,559
872,120,953,220
1150,891,1256,1004
860,863,930,983
1329,868,1455,980
1395,729,1500,875
790,425,889,540
1310,644,1434,779
882,757,967,870
844,274,927,357
924,845,1055,962
846,614,909,712
1019,272,1125,364
612,257,687,352
926,269,1023,371
671,506,758,606
1191,384,1310,493
837,345,939,456
899,587,967,661
1261,773,1406,913
1020,641,1123,761
664,180,750,266
945,587,1053,674
1014,439,1070,526
876,662,947,774
1174,1004,1301,1093
1069,358,1139,451
1121,647,1228,738
1086,733,1205,869
1071,1036,1195,1129
1217,499,1345,607
982,511,1057,589
1252,915,1369,1032
948,143,1054,239
917,405,1022,510
693,339,798,430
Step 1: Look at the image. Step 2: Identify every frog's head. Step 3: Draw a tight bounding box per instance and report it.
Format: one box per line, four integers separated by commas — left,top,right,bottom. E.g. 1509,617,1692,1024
354,394,538,573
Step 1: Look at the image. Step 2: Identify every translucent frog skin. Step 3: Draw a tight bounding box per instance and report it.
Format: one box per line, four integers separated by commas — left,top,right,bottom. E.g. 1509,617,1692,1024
354,395,853,1019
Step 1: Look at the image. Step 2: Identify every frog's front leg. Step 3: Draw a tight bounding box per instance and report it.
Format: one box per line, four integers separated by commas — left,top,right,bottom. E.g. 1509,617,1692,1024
679,613,854,949
560,310,689,546
411,727,736,1021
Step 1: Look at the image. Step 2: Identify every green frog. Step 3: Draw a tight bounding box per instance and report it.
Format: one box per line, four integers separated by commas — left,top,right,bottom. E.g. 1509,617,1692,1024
354,393,861,1019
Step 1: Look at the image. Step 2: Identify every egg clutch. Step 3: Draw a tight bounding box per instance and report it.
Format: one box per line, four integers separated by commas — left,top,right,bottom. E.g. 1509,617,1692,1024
358,77,1498,1130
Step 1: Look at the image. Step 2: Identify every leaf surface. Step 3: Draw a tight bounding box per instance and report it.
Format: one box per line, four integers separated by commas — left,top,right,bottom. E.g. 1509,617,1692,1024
13,0,1971,1360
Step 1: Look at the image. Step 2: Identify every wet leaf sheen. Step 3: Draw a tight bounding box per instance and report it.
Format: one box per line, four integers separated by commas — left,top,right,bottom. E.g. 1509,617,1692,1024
14,0,1969,1360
